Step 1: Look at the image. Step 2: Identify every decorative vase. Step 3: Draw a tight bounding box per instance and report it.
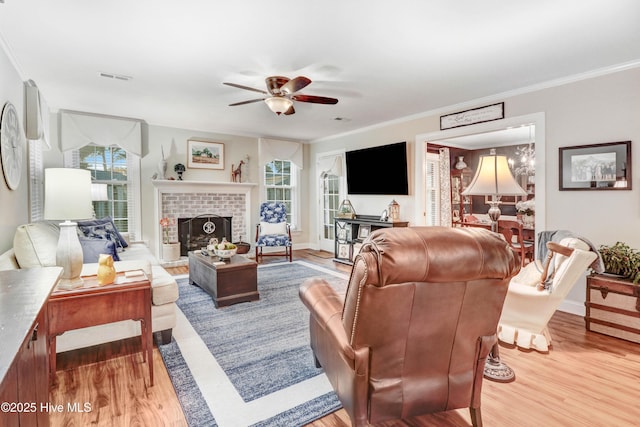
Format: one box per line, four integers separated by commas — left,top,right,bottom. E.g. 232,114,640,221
523,214,535,227
158,159,168,179
97,253,116,286
162,242,180,262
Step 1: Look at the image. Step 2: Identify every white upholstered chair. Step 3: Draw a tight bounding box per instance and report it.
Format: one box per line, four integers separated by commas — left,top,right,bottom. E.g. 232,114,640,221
497,236,598,352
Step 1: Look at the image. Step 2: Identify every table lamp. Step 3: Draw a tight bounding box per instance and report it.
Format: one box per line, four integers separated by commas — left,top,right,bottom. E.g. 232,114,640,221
461,149,526,383
44,168,93,289
462,149,527,231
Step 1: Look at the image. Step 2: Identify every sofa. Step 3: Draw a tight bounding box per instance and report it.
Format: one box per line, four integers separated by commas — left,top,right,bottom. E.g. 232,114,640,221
0,220,179,353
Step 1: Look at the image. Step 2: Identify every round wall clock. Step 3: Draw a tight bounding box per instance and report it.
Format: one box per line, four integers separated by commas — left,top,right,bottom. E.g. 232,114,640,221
0,102,24,190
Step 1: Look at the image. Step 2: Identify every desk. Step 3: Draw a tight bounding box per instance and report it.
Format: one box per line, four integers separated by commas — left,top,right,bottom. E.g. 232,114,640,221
48,273,153,386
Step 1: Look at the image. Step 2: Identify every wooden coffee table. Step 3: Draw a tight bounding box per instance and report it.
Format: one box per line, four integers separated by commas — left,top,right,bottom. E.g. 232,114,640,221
188,251,259,307
48,272,153,386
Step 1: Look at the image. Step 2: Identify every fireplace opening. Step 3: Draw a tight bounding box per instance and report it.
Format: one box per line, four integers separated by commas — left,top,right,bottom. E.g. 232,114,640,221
178,214,233,256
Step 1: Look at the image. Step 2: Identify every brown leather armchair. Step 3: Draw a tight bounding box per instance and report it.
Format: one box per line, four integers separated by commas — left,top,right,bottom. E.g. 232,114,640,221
299,226,520,427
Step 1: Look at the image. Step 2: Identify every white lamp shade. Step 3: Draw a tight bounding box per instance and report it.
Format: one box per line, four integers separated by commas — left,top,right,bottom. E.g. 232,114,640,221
44,168,93,220
462,154,527,197
264,96,293,115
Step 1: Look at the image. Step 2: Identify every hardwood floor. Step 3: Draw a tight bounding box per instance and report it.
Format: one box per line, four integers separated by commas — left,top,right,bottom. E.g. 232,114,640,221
49,250,640,426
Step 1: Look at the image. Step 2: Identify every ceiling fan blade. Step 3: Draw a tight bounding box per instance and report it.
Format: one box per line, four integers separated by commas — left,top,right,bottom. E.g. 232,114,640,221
283,105,295,115
265,76,290,95
229,98,265,106
292,94,339,105
280,76,312,95
223,82,268,95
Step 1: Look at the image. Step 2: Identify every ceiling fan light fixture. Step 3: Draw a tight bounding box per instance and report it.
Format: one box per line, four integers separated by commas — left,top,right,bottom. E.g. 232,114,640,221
265,96,293,115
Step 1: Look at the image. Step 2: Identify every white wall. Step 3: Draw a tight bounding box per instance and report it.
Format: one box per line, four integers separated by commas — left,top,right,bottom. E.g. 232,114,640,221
3,30,637,314
0,41,30,253
308,66,640,314
43,121,314,257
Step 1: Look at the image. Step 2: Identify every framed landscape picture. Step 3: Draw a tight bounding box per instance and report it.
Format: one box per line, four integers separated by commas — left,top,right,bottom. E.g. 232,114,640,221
187,139,224,170
559,141,631,190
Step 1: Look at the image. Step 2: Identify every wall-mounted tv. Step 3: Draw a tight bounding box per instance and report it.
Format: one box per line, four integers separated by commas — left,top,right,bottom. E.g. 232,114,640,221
345,141,409,195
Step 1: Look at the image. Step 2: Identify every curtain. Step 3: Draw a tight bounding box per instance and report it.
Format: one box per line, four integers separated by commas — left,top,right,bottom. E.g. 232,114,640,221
60,110,142,156
317,153,343,177
439,147,452,227
258,138,303,169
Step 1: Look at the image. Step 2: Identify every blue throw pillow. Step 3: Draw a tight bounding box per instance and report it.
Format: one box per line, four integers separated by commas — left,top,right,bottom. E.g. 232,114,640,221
77,216,128,251
79,237,119,263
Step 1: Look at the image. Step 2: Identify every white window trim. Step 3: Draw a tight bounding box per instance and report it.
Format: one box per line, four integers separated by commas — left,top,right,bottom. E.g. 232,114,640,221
63,146,142,240
28,139,45,222
263,160,301,232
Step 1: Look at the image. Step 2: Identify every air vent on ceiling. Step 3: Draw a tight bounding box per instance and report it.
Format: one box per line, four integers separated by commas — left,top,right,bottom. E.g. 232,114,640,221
99,72,132,81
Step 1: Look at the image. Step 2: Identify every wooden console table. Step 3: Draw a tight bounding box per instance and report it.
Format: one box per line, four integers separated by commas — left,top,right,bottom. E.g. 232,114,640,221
334,215,409,265
48,273,153,386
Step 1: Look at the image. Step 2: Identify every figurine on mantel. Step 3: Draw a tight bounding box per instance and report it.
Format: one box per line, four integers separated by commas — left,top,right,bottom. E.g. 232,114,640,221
174,163,185,180
158,145,168,179
231,160,245,182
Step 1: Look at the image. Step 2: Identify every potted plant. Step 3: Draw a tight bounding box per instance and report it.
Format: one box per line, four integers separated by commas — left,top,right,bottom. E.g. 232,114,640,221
598,242,640,284
515,199,535,227
160,217,180,261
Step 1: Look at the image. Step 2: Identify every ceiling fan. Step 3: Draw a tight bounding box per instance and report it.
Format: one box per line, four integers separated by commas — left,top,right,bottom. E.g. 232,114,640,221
223,76,338,116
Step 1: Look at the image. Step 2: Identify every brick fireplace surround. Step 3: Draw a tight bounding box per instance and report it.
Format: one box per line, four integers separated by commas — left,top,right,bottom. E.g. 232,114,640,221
152,180,256,261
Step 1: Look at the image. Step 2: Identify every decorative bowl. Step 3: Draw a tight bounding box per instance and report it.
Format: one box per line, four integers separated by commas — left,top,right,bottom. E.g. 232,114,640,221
215,248,237,259
234,241,251,254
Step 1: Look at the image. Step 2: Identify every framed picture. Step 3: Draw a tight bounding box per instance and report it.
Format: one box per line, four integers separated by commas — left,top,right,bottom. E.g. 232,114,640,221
559,141,631,190
337,243,350,259
357,224,371,239
440,102,504,130
187,139,225,170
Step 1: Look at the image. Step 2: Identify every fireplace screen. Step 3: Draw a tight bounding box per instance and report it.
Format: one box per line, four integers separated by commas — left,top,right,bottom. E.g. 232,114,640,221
178,215,233,256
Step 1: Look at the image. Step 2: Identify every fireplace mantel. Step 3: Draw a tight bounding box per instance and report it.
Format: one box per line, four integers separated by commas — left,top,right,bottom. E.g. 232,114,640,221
152,180,257,260
152,179,257,193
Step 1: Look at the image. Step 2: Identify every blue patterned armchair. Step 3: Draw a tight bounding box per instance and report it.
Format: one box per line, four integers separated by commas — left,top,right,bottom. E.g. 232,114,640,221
255,202,293,262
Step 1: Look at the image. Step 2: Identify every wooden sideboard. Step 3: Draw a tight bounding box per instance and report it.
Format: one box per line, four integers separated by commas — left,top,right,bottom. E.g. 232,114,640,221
0,267,62,427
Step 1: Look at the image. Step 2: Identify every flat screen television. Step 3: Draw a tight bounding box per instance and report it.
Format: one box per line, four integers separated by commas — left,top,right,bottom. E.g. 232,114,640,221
345,141,409,195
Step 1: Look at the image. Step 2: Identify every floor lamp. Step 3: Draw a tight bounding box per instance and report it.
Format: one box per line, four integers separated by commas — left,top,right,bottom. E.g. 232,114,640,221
44,168,93,289
461,149,527,382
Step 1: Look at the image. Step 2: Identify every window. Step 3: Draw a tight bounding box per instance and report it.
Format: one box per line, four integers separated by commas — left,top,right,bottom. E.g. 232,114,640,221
263,159,299,229
65,144,141,239
425,152,441,226
321,172,341,240
28,139,45,222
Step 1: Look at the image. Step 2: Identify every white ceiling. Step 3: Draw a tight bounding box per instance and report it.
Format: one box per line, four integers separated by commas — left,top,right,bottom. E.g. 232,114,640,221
1,1,639,143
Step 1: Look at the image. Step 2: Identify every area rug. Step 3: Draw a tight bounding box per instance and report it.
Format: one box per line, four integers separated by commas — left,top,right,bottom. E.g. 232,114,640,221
158,261,348,427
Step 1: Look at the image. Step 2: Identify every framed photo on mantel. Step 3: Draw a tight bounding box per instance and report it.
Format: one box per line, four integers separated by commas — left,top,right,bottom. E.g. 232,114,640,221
559,141,631,190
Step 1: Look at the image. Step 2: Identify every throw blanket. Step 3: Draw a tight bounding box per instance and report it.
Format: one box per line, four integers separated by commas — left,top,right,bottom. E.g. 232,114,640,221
537,230,605,273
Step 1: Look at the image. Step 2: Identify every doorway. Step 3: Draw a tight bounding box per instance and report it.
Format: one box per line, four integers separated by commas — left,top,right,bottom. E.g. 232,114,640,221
414,113,546,241
317,152,346,252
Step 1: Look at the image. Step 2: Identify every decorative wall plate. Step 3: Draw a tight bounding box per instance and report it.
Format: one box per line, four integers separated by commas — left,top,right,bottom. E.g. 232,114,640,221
0,102,24,190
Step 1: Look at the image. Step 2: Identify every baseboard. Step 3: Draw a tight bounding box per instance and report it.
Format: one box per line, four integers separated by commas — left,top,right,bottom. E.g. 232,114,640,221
558,299,585,317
